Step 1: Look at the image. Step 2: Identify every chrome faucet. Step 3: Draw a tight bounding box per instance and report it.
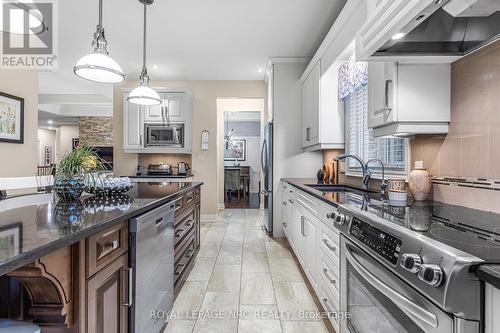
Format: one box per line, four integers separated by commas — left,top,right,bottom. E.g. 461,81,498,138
367,159,388,196
334,154,372,190
334,154,387,195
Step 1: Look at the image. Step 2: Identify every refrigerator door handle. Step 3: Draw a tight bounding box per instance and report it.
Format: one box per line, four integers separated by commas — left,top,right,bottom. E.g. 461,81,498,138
260,139,268,174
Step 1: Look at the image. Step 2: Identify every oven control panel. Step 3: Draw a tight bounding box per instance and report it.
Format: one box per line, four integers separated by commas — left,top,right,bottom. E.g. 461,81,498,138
350,217,402,265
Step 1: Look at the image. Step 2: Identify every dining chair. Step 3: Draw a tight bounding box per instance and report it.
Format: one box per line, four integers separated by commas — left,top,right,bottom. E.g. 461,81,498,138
224,169,241,200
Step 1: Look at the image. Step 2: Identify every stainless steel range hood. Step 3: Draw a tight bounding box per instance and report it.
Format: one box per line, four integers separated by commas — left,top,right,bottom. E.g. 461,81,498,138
374,0,500,57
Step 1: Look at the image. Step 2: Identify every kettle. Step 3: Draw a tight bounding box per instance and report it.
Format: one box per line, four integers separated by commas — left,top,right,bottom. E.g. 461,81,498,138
178,162,190,175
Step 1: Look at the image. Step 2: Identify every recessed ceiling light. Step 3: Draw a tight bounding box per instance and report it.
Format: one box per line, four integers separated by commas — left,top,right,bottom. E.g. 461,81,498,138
392,32,406,40
153,65,158,69
48,120,54,124
257,68,263,73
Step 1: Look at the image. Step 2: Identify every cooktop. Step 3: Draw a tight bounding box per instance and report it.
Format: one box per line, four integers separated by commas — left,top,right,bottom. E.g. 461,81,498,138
344,194,500,263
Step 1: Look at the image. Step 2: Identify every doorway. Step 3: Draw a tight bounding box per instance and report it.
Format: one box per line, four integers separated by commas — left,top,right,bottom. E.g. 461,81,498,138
223,111,261,208
216,98,265,210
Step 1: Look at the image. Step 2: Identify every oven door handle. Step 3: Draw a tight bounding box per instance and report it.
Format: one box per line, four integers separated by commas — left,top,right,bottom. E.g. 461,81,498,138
344,244,438,328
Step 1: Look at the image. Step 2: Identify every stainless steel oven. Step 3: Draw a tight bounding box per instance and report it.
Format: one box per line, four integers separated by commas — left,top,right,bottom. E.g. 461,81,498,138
145,123,184,148
340,235,454,333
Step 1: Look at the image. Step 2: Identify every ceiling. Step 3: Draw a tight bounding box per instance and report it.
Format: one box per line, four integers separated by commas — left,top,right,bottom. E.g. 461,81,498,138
40,0,346,117
56,0,345,80
38,110,79,129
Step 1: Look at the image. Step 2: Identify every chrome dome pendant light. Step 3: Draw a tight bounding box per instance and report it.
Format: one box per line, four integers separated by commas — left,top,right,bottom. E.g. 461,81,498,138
127,0,161,106
73,0,125,83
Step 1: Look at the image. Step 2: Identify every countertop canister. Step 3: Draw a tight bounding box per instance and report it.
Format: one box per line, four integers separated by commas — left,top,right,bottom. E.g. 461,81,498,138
409,161,431,201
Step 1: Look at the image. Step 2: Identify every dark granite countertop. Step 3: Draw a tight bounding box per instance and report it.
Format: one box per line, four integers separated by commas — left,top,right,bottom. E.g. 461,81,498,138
283,178,500,288
128,174,193,179
0,181,202,276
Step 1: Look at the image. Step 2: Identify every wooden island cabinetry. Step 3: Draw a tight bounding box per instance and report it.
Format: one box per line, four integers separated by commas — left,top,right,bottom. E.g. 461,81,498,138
0,183,202,333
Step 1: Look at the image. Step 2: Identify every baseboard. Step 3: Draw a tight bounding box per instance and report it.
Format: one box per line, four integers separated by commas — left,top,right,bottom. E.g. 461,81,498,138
201,214,218,221
217,203,225,210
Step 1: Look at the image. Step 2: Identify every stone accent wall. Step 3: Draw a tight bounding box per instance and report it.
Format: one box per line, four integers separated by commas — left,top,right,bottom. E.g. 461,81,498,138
79,117,113,146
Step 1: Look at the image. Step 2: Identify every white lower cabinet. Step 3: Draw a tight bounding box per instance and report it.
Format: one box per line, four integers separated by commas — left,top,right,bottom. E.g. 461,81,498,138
281,181,340,331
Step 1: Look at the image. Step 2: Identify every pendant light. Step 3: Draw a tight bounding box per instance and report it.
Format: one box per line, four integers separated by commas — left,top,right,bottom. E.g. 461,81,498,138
127,0,161,106
73,0,125,83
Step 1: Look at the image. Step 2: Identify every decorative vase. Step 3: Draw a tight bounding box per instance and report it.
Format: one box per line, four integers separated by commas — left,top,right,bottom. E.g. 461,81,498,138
54,175,85,201
409,161,432,201
317,169,324,182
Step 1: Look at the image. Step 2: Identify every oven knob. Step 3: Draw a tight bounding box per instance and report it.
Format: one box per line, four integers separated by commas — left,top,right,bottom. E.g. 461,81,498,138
327,212,336,220
335,213,346,225
400,254,422,273
418,264,443,287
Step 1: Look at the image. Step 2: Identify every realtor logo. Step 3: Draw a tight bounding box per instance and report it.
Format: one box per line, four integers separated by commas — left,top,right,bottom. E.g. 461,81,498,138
1,0,58,68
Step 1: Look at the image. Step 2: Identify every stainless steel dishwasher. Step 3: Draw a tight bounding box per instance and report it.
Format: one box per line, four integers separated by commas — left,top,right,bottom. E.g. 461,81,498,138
129,202,175,333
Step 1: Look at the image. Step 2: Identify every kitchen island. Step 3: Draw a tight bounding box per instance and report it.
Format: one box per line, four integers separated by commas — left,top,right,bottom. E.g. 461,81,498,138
0,181,202,333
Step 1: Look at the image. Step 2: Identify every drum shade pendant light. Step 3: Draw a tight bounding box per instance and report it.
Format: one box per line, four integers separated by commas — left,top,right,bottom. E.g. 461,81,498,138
73,0,125,83
127,0,161,106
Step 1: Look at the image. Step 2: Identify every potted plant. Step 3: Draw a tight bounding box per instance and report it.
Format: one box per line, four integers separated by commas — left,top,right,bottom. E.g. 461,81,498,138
53,146,108,201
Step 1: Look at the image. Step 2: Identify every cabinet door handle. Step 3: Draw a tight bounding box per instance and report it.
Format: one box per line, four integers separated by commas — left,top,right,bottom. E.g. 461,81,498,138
283,201,287,206
322,265,337,286
384,79,392,110
123,267,133,307
300,216,306,237
322,237,337,253
288,199,294,204
374,79,394,116
282,222,287,228
140,134,143,147
306,127,311,141
166,100,171,125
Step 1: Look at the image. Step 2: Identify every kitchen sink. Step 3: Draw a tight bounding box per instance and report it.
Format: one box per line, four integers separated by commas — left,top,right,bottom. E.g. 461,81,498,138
306,183,378,194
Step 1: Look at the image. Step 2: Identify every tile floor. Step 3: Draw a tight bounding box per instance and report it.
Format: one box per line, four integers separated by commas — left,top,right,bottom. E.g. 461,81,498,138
164,209,334,333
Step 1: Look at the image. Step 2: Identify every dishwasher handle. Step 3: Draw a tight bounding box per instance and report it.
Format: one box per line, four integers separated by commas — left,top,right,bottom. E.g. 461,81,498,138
129,202,175,233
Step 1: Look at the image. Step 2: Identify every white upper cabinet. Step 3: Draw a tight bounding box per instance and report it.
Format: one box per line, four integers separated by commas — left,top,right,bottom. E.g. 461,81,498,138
302,61,320,147
145,92,190,123
368,61,397,128
123,92,144,150
301,60,344,151
123,89,193,153
368,62,451,137
144,103,162,122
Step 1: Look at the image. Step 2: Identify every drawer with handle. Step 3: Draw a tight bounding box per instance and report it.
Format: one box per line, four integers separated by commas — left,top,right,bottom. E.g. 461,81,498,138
320,247,340,297
318,282,340,333
86,221,128,278
173,196,184,216
174,229,196,284
319,223,340,263
175,210,196,246
185,190,196,208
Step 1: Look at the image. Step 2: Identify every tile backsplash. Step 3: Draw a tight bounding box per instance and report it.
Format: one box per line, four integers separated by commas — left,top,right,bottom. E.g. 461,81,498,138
413,40,500,180
138,154,192,174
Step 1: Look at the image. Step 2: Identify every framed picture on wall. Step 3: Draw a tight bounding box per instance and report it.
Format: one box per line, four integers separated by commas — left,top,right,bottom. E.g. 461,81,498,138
0,92,24,144
44,146,53,165
72,138,80,150
224,139,246,161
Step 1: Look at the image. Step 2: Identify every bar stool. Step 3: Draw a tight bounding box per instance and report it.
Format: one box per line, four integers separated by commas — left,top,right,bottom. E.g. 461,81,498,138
0,319,40,333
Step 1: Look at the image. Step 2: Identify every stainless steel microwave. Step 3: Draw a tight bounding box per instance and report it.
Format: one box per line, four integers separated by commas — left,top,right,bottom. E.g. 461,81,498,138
145,123,184,148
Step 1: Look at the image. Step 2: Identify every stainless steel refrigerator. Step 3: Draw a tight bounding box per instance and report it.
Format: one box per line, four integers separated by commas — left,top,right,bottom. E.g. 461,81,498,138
261,122,273,234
